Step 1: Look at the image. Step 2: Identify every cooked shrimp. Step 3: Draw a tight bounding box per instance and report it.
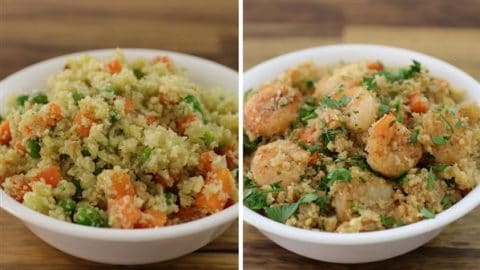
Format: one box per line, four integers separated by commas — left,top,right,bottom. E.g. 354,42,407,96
251,140,310,187
244,83,301,137
366,114,423,178
330,174,394,222
331,86,380,132
421,110,473,164
314,60,382,99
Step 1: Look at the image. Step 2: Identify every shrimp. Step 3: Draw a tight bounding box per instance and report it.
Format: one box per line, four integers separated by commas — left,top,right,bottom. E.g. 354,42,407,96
244,83,301,137
421,110,473,164
331,86,380,133
331,174,394,222
314,60,382,99
366,114,423,178
250,140,310,187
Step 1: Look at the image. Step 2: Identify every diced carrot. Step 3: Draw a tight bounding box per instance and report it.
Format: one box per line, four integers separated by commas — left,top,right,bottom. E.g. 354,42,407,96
44,103,63,127
107,59,122,74
309,152,319,165
175,114,198,135
122,97,133,114
146,115,157,125
110,171,135,199
408,92,430,113
74,112,95,138
217,144,238,170
107,196,141,229
4,175,31,202
368,61,384,71
298,127,317,145
153,170,182,188
136,209,167,228
154,56,171,64
199,151,216,175
0,121,12,145
174,207,205,222
33,165,62,187
195,167,234,214
14,140,26,155
158,92,176,105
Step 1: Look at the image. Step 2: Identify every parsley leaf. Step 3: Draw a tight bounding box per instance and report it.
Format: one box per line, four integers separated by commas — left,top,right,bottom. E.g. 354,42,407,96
380,215,396,228
326,168,352,187
306,80,315,89
244,190,268,210
432,135,450,145
362,76,378,90
243,176,256,189
441,195,453,209
409,129,420,144
420,207,435,219
322,96,351,109
265,194,318,223
184,95,204,118
244,133,261,153
298,142,321,153
200,132,215,146
427,169,435,190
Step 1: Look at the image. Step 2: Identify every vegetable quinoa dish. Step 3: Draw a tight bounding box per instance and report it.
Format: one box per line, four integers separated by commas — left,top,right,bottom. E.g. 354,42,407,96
0,51,238,229
244,60,480,233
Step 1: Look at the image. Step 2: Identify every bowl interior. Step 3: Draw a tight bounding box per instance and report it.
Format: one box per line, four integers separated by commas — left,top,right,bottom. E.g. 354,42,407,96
243,44,480,244
0,48,239,240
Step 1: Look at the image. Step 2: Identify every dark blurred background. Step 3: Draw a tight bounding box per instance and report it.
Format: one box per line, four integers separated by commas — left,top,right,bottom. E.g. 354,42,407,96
245,0,480,80
244,0,480,269
0,0,238,79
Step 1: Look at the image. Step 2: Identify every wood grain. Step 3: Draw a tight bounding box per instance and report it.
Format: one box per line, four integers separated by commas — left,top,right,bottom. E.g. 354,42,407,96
244,0,480,269
0,0,238,269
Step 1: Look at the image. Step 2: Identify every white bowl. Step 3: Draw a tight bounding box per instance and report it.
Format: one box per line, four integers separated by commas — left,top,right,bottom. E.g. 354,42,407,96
243,44,480,263
0,48,238,265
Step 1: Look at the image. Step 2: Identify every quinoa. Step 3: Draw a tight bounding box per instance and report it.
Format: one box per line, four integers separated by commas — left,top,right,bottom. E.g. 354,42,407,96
0,51,238,229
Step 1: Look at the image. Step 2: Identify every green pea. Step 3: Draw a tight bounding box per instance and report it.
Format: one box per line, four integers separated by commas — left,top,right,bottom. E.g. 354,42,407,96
72,92,85,103
140,147,153,163
16,95,29,106
26,139,41,159
59,199,76,215
73,205,107,227
31,93,49,104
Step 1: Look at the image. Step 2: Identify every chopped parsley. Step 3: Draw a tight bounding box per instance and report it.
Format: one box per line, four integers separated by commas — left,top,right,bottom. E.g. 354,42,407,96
380,215,396,228
362,76,378,90
294,102,319,127
326,168,351,187
139,147,153,163
455,120,463,129
244,190,268,210
322,128,344,144
427,169,435,190
378,95,391,117
243,176,256,189
200,132,215,146
432,135,450,145
409,129,420,144
16,95,29,106
244,133,261,153
306,80,315,89
298,142,321,153
133,68,145,79
31,93,49,104
420,207,435,219
441,195,453,209
184,95,204,118
265,194,318,223
431,164,448,172
322,96,351,109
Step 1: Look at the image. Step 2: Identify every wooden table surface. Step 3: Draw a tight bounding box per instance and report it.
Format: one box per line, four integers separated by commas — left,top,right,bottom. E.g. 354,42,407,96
0,0,238,269
244,0,480,269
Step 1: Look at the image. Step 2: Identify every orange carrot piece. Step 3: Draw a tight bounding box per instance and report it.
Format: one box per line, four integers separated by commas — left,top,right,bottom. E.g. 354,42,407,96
14,140,26,155
0,121,12,145
74,112,94,138
368,61,384,71
33,165,62,187
408,92,430,113
175,114,198,134
146,115,157,125
44,103,63,127
298,127,317,145
110,171,135,199
136,209,167,228
195,168,234,214
4,175,31,202
107,59,122,74
107,196,141,229
199,151,216,175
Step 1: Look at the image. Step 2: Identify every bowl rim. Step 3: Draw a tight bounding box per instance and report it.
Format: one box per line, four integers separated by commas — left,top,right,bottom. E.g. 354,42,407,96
0,48,238,241
243,43,480,245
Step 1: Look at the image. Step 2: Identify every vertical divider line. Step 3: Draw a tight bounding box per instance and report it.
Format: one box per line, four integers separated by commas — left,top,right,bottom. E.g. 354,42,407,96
238,0,244,269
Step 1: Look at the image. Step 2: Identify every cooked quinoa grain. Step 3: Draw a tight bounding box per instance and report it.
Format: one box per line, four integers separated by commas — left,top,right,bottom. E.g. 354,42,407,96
1,51,238,229
244,60,479,233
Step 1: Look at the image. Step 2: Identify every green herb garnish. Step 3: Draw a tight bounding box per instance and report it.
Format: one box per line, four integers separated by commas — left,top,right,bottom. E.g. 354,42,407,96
31,93,49,104
184,95,204,117
427,169,435,190
420,207,435,219
200,132,215,146
326,168,352,187
432,135,450,145
409,129,420,144
265,194,318,223
322,96,351,109
140,147,153,163
26,139,41,159
133,68,145,79
16,95,29,106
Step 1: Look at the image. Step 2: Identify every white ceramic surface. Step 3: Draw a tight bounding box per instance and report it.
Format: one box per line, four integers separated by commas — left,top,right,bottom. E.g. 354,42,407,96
243,44,480,264
0,48,238,265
